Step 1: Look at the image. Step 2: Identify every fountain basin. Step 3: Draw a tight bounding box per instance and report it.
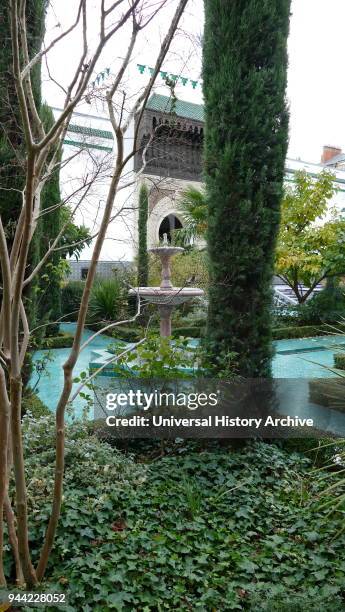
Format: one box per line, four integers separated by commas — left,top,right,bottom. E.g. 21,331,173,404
129,287,204,305
149,246,184,257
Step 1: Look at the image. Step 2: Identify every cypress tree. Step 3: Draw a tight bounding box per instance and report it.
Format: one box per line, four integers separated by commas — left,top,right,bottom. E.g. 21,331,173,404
137,184,149,287
0,0,45,236
0,0,47,334
203,0,291,377
37,103,63,333
0,1,63,335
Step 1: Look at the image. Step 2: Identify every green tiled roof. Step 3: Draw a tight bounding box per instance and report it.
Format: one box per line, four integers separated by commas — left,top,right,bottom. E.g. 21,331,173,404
68,124,114,140
145,93,204,122
63,139,113,152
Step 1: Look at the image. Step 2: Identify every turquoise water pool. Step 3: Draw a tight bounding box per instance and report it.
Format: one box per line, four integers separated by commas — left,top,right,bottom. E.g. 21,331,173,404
30,323,115,417
30,325,345,415
272,334,345,378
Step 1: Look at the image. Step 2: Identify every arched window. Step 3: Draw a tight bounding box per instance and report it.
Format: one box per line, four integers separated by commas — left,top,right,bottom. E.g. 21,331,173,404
158,214,182,243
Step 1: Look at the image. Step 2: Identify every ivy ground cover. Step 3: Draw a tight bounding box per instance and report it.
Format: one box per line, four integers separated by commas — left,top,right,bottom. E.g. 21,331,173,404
7,418,345,611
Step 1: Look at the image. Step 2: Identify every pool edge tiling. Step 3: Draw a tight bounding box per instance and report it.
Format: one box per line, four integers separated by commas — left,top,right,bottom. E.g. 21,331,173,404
273,333,345,378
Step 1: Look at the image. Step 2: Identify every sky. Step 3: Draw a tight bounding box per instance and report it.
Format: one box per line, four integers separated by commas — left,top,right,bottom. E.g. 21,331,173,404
40,0,345,261
287,0,345,162
44,0,345,165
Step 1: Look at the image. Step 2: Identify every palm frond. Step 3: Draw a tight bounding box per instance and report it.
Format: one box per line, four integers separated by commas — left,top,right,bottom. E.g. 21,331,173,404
174,186,207,247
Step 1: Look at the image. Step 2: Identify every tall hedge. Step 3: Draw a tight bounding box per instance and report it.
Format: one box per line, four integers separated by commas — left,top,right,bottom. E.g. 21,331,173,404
137,183,149,287
37,104,62,332
0,0,46,231
0,1,64,334
203,0,291,377
0,0,48,332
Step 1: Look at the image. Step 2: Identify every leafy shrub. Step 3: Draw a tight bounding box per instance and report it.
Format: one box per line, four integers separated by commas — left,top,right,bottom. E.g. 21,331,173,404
61,281,85,319
22,391,50,418
5,437,345,610
90,321,145,342
109,325,143,343
172,325,204,338
276,438,336,467
149,249,209,292
272,304,301,327
111,335,200,378
249,591,344,611
4,415,146,582
172,306,206,331
273,324,331,340
88,278,126,323
297,287,345,324
38,333,74,349
334,352,345,370
273,288,345,328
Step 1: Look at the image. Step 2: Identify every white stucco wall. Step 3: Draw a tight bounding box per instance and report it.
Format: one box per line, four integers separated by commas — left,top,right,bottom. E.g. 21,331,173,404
54,108,345,265
53,107,137,263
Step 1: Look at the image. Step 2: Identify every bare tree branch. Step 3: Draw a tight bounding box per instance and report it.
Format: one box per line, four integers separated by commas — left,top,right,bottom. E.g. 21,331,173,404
1,0,190,586
21,0,86,79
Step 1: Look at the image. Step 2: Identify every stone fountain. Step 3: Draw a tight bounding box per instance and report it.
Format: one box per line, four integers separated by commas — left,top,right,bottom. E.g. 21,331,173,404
130,234,204,337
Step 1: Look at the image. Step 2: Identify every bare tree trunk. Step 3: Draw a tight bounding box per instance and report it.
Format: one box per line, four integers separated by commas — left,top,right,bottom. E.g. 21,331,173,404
36,162,123,581
0,214,12,587
298,276,326,304
0,368,10,587
9,151,38,586
4,494,24,586
10,377,37,586
4,433,24,586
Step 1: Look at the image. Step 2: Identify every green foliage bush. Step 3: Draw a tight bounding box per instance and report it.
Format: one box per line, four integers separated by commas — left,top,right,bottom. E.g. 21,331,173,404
111,335,200,378
109,326,143,343
273,289,345,329
334,352,345,370
6,432,345,610
38,333,74,349
89,321,145,342
172,325,204,338
297,288,345,324
249,591,343,611
5,416,146,587
89,278,126,323
272,325,331,340
149,249,209,292
61,281,85,319
137,184,149,287
272,305,300,327
22,392,50,418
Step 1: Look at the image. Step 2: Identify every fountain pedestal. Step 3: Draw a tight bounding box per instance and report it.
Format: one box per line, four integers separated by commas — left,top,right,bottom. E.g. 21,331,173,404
158,304,174,337
129,234,204,338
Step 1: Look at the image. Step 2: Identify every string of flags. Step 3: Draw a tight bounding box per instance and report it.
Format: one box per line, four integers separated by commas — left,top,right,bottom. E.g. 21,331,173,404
136,64,201,89
90,65,202,90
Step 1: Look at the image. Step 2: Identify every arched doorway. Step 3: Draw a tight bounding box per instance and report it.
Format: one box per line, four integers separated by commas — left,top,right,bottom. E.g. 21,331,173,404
158,214,182,243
